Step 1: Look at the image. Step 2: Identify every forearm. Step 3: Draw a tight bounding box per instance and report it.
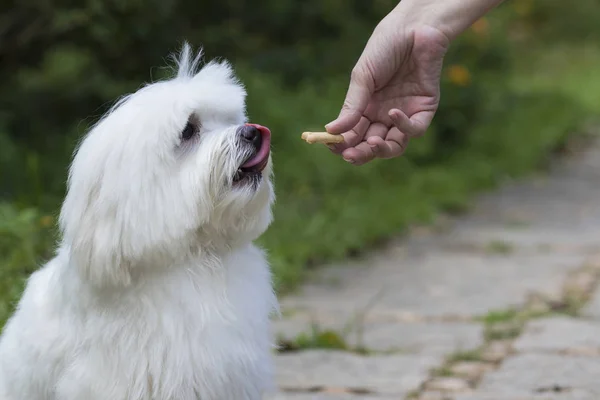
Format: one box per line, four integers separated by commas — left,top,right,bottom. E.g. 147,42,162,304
392,0,505,41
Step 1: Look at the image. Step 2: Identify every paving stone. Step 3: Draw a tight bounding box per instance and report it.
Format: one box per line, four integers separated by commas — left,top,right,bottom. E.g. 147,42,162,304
514,316,600,354
582,287,600,319
450,362,495,381
443,226,600,252
452,393,597,400
418,392,449,400
480,341,513,363
428,145,600,256
280,251,584,320
476,353,600,397
562,266,598,297
425,377,471,392
274,316,484,356
432,227,600,261
449,146,600,234
272,350,440,397
265,392,395,400
356,321,484,355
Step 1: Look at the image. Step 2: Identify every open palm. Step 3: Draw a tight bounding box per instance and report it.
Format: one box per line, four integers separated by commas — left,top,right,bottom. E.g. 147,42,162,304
327,25,450,165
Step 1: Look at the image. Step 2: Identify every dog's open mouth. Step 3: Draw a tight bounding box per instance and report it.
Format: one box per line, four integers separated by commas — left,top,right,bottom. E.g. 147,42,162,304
234,124,271,184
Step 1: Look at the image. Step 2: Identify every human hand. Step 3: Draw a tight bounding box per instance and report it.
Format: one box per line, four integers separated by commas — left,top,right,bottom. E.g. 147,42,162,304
326,18,450,165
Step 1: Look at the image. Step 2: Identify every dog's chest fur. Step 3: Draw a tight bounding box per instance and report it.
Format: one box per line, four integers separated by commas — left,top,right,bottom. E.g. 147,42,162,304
0,244,277,400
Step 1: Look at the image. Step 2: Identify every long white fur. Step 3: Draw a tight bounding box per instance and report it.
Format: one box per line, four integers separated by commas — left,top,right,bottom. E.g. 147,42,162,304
0,43,278,400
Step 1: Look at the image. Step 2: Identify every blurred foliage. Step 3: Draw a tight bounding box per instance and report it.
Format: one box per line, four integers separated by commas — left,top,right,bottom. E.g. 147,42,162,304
503,0,600,43
1,0,600,322
0,203,55,326
0,0,397,207
0,0,513,207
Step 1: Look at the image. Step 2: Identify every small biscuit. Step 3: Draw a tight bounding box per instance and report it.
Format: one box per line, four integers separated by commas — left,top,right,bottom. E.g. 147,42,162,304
301,131,344,144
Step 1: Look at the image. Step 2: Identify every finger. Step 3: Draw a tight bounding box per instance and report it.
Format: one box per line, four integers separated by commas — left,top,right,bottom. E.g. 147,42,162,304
389,109,417,137
361,122,389,157
363,122,389,141
325,67,374,134
342,122,392,163
389,108,434,138
366,136,404,159
367,127,409,159
338,121,386,158
409,110,436,137
328,116,370,154
341,142,376,166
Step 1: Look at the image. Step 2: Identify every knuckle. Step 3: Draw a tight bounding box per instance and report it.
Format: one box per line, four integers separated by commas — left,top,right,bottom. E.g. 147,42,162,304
350,65,367,83
400,142,409,154
372,148,384,157
341,100,355,113
350,62,375,89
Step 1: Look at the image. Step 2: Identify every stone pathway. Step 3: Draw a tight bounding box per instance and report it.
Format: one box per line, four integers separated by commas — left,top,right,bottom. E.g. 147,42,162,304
267,135,600,400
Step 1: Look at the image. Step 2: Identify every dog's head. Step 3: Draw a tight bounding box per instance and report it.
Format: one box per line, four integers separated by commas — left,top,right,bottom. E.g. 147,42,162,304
59,44,274,286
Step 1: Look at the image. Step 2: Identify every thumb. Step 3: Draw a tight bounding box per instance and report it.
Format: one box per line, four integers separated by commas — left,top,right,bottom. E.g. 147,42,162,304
325,66,373,134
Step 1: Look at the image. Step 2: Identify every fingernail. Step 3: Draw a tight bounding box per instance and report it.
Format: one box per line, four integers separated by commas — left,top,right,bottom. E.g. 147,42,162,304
343,157,355,164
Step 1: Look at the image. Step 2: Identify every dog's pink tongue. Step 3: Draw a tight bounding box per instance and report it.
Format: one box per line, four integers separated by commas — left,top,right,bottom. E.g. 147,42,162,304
241,124,271,168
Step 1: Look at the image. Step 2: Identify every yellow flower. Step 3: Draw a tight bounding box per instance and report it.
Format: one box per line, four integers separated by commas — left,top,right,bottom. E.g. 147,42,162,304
40,215,54,228
447,65,471,86
470,18,489,36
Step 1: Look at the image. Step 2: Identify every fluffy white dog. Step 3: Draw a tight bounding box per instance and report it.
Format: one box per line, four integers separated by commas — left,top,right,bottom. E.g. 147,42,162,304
0,44,279,400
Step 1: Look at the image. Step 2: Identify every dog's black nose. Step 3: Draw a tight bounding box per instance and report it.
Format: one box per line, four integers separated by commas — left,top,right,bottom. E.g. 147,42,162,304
240,125,263,149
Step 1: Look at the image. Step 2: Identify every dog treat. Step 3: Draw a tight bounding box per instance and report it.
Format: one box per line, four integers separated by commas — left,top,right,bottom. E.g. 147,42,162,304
301,131,344,144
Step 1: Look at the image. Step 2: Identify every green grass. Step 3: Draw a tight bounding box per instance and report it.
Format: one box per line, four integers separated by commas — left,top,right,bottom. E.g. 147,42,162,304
511,43,600,113
0,204,55,327
479,308,520,325
485,322,524,341
449,349,483,363
485,240,514,255
432,365,454,377
276,325,349,353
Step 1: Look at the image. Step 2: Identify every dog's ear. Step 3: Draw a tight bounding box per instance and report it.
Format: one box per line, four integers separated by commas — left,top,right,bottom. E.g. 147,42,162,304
59,120,212,287
59,169,135,286
58,128,163,287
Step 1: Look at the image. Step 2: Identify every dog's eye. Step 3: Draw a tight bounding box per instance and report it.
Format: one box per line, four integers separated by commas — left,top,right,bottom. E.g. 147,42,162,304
181,114,201,142
181,121,198,141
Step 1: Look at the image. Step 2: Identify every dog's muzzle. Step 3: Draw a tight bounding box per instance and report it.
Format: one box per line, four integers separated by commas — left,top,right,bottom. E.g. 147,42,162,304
240,125,263,151
233,124,271,184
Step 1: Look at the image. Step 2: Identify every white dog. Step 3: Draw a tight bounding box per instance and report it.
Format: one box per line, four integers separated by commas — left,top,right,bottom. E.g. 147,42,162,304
0,44,278,400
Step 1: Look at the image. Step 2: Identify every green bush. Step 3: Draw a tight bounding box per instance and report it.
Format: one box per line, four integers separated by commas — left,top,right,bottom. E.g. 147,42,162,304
424,16,513,160
0,203,56,326
495,0,600,44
